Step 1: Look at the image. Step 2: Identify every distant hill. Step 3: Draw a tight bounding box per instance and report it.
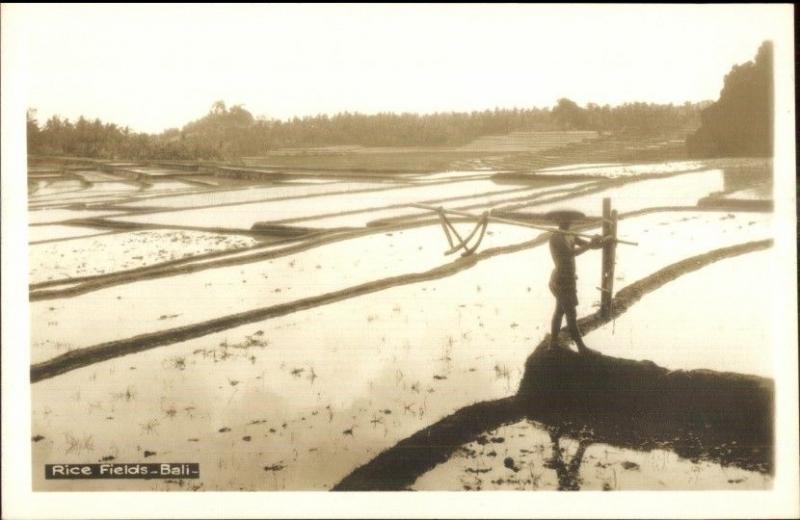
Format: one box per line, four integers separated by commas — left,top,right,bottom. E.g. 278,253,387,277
687,41,773,158
28,96,707,162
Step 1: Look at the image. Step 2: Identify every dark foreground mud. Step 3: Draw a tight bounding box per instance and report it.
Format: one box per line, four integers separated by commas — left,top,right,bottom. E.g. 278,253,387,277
332,397,525,491
335,350,772,490
333,239,774,490
518,346,773,474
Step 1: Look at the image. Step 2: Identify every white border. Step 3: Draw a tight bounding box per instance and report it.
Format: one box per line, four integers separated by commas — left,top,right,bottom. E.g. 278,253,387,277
2,4,797,519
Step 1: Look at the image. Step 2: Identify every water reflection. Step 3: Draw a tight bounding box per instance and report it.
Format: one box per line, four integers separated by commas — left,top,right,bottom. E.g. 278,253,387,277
411,416,773,491
545,427,591,491
411,345,774,491
517,348,774,481
721,161,772,193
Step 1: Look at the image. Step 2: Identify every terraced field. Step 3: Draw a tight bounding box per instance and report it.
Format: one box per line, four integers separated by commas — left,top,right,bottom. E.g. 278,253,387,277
28,155,775,491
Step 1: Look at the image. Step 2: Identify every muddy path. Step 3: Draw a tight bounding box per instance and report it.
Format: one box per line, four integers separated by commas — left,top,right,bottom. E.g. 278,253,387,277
219,164,708,229
28,182,587,299
27,161,736,299
26,178,576,286
28,173,499,219
30,231,770,387
28,198,769,303
332,238,773,491
28,178,580,295
29,163,772,381
29,229,555,382
96,176,507,216
264,178,581,226
41,176,418,215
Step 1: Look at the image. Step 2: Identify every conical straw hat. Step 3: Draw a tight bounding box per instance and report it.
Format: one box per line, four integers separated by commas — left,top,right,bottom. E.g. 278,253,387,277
543,209,586,224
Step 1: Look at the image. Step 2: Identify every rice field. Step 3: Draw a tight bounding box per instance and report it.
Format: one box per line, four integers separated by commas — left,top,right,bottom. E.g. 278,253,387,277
27,156,775,491
411,419,772,491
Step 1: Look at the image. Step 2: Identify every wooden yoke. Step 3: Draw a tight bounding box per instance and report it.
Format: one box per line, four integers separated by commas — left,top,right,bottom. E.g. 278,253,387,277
600,198,619,319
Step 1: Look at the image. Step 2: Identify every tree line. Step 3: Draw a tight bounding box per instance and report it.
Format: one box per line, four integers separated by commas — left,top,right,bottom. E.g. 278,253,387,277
27,98,706,161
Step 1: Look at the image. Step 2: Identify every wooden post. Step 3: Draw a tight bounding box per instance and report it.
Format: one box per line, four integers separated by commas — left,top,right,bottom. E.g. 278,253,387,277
600,198,613,319
607,209,618,316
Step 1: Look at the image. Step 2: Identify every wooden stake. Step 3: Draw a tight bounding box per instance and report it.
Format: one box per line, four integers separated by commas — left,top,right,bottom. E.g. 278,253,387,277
608,209,618,316
600,198,612,318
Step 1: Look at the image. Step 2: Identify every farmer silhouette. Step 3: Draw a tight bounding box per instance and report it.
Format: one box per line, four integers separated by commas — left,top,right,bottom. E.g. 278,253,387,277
545,209,604,354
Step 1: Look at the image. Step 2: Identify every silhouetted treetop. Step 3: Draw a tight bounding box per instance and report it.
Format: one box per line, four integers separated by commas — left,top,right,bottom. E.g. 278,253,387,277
687,41,773,158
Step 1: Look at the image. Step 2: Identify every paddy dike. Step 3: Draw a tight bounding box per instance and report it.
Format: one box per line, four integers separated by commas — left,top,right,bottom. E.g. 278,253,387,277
28,157,776,491
29,206,772,381
333,238,774,491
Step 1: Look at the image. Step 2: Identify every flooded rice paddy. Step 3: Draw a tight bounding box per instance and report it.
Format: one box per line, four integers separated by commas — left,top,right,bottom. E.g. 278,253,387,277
28,158,774,491
411,420,772,491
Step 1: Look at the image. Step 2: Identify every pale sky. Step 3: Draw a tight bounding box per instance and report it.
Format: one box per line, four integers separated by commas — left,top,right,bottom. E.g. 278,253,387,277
4,4,791,133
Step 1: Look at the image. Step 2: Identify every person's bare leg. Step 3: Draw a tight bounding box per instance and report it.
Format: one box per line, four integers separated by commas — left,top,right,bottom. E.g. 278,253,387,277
564,305,590,353
549,303,565,349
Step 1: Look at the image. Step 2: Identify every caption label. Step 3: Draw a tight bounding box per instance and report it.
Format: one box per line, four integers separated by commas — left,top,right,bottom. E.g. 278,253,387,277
45,463,199,479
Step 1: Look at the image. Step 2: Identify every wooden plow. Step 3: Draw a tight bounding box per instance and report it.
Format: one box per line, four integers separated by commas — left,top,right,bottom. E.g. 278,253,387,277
411,198,637,319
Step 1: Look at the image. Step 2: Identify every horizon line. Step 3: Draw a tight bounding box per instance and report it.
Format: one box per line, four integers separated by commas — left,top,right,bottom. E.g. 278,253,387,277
28,98,715,135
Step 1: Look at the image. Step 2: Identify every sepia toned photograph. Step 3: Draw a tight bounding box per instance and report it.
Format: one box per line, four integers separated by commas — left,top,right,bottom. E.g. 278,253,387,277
2,3,798,519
